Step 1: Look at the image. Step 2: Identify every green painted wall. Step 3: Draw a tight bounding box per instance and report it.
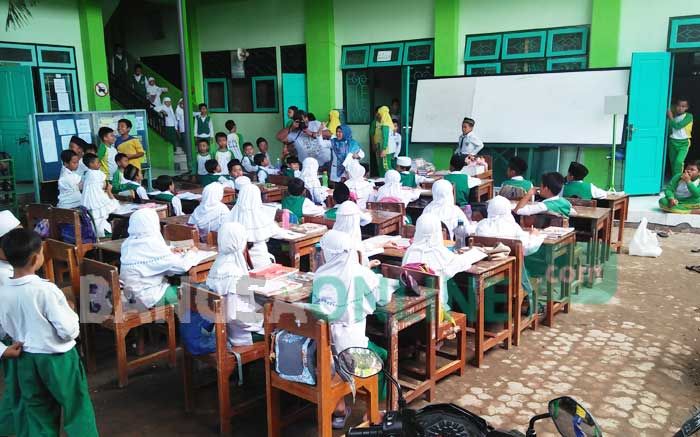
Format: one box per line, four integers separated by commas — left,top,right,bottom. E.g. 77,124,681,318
306,0,336,120
434,0,460,77
78,0,111,111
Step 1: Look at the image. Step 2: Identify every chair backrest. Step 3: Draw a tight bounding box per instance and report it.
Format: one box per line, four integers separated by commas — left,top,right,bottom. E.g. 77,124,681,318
268,174,290,186
163,224,199,242
180,281,228,362
367,201,406,216
43,239,81,301
49,207,82,244
402,224,416,239
303,214,335,228
519,214,569,229
264,300,332,387
469,235,523,295
565,197,598,207
380,263,441,307
26,203,52,230
80,258,124,322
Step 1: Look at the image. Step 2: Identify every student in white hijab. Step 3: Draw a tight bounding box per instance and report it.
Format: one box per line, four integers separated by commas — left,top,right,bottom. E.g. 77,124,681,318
157,97,177,128
300,157,328,205
371,169,419,206
402,214,477,313
234,175,251,191
333,200,373,266
120,209,199,309
344,160,375,209
423,179,475,239
188,182,230,241
228,184,278,268
146,77,168,107
205,222,264,346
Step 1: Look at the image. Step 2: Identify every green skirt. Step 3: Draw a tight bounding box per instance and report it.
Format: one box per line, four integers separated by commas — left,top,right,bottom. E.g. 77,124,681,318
0,339,20,435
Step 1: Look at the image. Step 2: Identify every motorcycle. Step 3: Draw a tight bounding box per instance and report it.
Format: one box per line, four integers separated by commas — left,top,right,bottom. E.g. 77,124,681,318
338,346,603,437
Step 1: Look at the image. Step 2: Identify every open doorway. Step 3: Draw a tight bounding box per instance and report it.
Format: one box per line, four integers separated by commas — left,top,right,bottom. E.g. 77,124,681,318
669,51,700,176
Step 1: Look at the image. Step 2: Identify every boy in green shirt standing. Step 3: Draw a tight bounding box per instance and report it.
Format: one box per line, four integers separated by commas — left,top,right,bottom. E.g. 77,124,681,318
514,172,572,218
195,103,214,154
97,126,118,179
500,157,533,200
444,154,481,207
667,97,693,176
562,161,608,200
659,160,700,213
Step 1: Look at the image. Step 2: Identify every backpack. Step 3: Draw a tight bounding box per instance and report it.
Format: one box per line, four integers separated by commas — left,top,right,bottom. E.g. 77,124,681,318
272,330,317,385
33,219,50,238
60,206,98,245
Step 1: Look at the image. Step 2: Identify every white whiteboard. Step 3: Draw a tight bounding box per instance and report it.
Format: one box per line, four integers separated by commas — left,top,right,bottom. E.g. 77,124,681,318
411,69,630,145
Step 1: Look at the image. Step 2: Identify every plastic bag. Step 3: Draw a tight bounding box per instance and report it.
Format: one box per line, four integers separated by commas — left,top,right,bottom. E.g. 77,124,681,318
629,218,662,257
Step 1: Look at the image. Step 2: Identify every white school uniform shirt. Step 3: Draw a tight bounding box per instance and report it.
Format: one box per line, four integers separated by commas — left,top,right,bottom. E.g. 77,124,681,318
516,195,575,216
456,131,484,156
81,169,119,237
0,275,79,354
157,104,176,127
57,166,82,209
215,150,233,174
176,106,185,133
197,154,210,176
241,155,257,173
388,131,401,156
301,198,325,215
226,133,243,160
105,144,119,179
77,160,89,178
0,261,11,357
257,168,268,183
164,191,184,216
120,180,149,201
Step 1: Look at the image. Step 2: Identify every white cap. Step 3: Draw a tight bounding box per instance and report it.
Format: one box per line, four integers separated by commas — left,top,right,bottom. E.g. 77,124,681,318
148,76,155,82
396,156,411,167
0,211,21,238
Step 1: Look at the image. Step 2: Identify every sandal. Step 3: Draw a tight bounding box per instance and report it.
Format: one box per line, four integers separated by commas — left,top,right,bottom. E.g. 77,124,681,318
332,407,352,430
685,265,700,274
691,248,700,253
657,231,669,238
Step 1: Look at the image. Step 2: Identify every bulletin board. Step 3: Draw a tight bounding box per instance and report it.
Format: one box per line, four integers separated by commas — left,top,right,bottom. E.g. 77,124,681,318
29,110,149,195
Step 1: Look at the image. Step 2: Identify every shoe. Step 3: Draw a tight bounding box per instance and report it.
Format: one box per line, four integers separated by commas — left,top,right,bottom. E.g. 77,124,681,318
332,407,352,430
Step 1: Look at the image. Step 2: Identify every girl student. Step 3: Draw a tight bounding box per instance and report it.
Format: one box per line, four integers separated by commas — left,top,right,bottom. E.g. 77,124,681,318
188,182,231,241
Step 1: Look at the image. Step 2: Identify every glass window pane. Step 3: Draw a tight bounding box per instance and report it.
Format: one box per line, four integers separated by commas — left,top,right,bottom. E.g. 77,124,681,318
40,49,71,65
254,79,276,109
505,36,542,56
551,32,584,53
207,81,226,109
406,44,431,62
344,70,370,124
0,46,33,63
549,60,586,71
230,79,252,112
469,65,499,76
469,39,498,58
502,60,546,73
677,23,700,44
345,48,367,66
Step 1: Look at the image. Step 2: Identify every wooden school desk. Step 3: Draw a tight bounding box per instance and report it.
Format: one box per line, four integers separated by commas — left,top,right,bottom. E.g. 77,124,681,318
470,179,494,203
109,202,169,221
303,209,403,237
596,193,629,254
93,238,218,282
569,206,612,287
368,287,438,410
269,224,328,271
256,183,286,203
185,186,236,204
537,229,577,328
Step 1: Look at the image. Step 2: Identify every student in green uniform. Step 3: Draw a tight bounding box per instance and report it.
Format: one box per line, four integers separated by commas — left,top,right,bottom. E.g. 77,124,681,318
254,153,270,183
151,175,184,216
111,153,131,195
0,229,98,436
659,160,700,213
97,126,118,179
374,106,394,177
325,183,350,219
563,161,608,200
195,103,214,153
444,154,480,207
131,64,147,98
284,156,301,178
395,156,430,188
281,177,325,221
667,97,694,176
200,159,222,187
514,172,572,218
499,156,533,200
218,159,243,189
196,138,213,184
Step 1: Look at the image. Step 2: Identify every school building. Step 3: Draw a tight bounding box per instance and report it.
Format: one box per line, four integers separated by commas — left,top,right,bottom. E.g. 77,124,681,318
0,0,699,191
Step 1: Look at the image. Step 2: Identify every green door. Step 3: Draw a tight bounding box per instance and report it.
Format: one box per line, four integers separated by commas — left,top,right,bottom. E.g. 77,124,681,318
623,52,671,195
282,73,307,125
0,64,36,181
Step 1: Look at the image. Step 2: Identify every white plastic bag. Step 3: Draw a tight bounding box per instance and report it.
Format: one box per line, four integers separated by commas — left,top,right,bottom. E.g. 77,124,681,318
628,218,662,257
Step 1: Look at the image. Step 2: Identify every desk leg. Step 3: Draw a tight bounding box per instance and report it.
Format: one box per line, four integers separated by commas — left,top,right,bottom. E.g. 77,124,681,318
425,301,436,401
563,239,574,314
505,263,513,349
512,281,522,347
545,245,554,327
387,316,399,410
289,243,301,270
586,222,597,288
617,200,628,254
473,276,485,367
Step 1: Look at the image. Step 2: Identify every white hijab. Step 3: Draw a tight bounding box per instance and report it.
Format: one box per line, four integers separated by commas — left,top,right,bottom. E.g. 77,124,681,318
423,179,472,238
476,195,544,256
234,176,251,191
333,200,364,241
228,184,278,242
188,182,230,236
345,160,374,206
375,170,403,202
402,213,475,310
81,169,109,208
300,157,321,189
121,209,176,274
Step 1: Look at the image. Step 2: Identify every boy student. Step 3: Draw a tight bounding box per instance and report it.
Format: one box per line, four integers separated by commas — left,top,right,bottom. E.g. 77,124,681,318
131,64,147,97
396,156,429,188
324,183,351,219
196,138,212,183
214,132,234,174
254,153,271,183
195,103,214,150
284,156,301,178
200,159,222,187
111,153,131,195
115,119,145,170
68,136,89,177
58,149,83,209
563,161,608,200
123,164,150,200
219,159,243,189
389,119,402,165
151,175,184,216
659,160,700,213
0,228,99,436
257,137,273,164
456,117,484,158
97,126,118,179
514,172,572,218
225,120,243,160
667,96,694,176
444,154,482,207
281,177,325,220
500,156,534,201
241,142,258,173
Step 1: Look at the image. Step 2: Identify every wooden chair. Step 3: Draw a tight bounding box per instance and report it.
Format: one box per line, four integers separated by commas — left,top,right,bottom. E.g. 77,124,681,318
80,258,177,387
264,300,380,437
469,236,535,346
519,214,569,229
380,264,467,382
303,214,335,229
367,201,405,236
268,174,290,186
163,223,199,242
49,207,94,260
402,224,416,239
181,282,266,436
25,203,52,232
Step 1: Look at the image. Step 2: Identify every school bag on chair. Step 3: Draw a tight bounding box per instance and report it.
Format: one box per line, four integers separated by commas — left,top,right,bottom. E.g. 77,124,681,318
60,206,98,245
271,329,318,385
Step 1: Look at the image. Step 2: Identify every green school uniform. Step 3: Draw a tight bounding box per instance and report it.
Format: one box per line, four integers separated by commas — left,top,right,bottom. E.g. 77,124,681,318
501,178,533,192
658,173,700,213
196,115,211,137
499,178,533,200
284,168,296,178
199,174,220,187
400,171,417,188
324,207,338,220
16,348,98,437
543,197,572,218
668,113,693,176
152,192,175,202
281,195,306,221
444,173,471,206
131,74,146,97
0,339,19,435
562,180,593,200
111,170,130,194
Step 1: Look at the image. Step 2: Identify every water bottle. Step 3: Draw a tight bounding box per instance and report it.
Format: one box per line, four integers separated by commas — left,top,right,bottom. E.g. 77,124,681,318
454,220,467,251
281,209,290,229
276,157,281,170
321,171,329,187
312,242,324,271
463,204,472,221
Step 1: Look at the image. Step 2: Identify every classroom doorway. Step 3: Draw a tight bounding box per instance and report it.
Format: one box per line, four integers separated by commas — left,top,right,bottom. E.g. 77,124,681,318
670,51,700,171
0,64,37,181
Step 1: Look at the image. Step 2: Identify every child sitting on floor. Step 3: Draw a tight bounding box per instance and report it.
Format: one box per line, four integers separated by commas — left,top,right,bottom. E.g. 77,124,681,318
58,149,82,209
188,182,231,240
659,160,700,213
0,228,99,436
444,154,481,207
514,172,572,218
500,157,533,200
151,175,184,216
396,156,430,188
280,177,325,221
122,165,149,201
196,138,212,184
200,159,222,187
81,153,119,237
562,161,608,200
